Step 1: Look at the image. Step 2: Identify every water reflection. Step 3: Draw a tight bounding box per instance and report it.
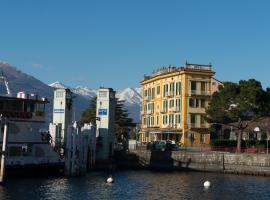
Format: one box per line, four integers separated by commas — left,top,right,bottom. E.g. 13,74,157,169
1,171,270,200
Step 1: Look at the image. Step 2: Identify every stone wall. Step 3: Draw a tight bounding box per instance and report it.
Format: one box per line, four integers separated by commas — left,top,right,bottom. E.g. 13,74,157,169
115,150,270,176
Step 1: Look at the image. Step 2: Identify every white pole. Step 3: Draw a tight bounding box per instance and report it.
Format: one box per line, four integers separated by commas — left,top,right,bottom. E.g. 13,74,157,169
0,121,8,183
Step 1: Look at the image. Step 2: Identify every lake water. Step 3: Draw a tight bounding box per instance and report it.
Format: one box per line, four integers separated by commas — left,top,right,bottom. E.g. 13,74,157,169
1,170,270,200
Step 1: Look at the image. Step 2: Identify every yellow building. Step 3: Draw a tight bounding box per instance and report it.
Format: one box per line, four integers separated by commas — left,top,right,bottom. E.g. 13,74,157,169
140,62,216,147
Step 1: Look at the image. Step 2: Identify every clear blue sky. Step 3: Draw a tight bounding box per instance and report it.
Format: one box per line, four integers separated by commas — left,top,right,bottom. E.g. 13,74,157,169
0,0,269,90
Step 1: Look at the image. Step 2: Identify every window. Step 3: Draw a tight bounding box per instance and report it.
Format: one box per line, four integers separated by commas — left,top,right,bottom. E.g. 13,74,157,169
190,113,196,124
169,114,173,124
176,82,181,95
99,91,107,98
191,81,196,91
163,85,168,97
170,82,174,95
152,88,155,99
156,115,159,125
148,88,151,99
163,84,169,97
163,115,168,125
56,91,64,98
196,98,199,107
200,134,206,143
169,99,174,108
144,90,147,97
157,86,160,95
178,114,181,124
201,99,205,108
189,98,194,107
201,82,206,92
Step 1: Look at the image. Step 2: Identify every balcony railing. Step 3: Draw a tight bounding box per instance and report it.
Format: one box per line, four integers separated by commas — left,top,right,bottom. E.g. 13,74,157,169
189,90,211,96
167,91,174,97
172,107,181,112
160,108,168,113
189,123,209,128
146,110,154,115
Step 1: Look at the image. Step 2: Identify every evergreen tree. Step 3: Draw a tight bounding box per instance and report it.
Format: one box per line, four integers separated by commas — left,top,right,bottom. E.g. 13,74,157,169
114,100,136,142
80,98,136,142
80,97,97,126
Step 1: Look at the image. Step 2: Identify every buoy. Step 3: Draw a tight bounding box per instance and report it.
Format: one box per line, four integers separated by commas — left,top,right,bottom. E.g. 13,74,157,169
106,176,114,183
204,180,211,188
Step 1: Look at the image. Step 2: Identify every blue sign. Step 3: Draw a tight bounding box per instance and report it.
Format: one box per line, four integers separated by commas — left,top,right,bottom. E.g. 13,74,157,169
54,109,65,113
98,109,107,116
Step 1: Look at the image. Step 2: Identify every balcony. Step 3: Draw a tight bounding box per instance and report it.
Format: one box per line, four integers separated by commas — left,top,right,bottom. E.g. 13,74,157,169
144,96,151,101
147,110,154,115
172,107,181,113
189,90,211,96
160,108,168,113
188,123,209,129
167,91,174,97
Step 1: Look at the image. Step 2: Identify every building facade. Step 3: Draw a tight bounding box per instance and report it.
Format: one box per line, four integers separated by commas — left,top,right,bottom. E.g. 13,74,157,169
140,62,216,147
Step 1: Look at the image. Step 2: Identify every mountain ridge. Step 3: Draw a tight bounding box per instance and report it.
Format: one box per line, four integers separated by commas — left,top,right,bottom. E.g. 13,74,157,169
50,81,141,122
0,61,141,122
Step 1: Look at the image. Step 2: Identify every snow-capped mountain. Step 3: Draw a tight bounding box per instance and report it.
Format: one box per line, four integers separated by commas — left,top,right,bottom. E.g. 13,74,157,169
49,82,96,99
116,88,141,105
73,86,96,98
49,81,70,89
50,81,142,122
116,87,141,122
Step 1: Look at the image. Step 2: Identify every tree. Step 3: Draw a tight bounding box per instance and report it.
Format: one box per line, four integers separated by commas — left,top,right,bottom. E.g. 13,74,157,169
79,98,136,142
206,79,270,152
114,100,136,142
80,97,97,126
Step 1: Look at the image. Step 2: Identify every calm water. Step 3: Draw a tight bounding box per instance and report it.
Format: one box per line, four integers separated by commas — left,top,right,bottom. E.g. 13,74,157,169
1,170,270,200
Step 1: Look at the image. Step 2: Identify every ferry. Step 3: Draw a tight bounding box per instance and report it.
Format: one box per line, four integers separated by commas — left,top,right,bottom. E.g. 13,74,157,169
0,76,64,175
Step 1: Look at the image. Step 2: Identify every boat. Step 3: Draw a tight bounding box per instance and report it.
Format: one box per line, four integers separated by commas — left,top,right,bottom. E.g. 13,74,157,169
0,74,64,175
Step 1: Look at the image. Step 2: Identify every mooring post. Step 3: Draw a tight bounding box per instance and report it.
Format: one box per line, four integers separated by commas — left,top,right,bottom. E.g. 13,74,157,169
0,120,8,183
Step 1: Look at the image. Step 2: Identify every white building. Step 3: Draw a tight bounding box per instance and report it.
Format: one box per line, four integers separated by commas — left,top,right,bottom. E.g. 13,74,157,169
52,88,73,146
96,88,116,161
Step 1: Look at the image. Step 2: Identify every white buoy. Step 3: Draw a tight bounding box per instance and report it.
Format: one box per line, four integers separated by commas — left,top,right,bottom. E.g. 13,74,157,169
107,176,114,183
204,180,211,188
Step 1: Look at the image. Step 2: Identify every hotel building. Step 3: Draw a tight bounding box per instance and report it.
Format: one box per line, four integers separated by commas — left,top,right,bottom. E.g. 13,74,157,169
140,62,217,147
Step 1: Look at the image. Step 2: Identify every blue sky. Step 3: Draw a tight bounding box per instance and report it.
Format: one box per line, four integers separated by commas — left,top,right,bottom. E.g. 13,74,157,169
0,0,269,90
